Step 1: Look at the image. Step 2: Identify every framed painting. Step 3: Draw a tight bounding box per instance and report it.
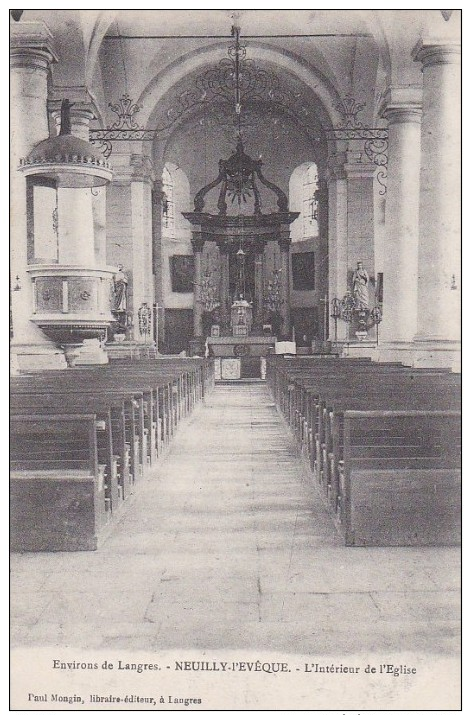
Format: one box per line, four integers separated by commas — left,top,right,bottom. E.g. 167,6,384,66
292,251,315,290
170,255,194,293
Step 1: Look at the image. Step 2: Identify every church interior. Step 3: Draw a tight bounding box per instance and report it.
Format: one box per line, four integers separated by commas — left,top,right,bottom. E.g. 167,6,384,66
10,10,461,709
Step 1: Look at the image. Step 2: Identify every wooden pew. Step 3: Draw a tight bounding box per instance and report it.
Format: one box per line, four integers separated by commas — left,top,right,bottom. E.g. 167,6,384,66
10,414,108,551
11,388,145,490
340,410,461,546
10,358,214,552
322,388,460,509
266,356,461,547
10,392,133,507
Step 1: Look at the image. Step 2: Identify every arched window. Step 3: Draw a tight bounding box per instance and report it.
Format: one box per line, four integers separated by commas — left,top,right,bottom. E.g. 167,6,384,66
302,164,319,240
289,162,319,243
162,165,175,239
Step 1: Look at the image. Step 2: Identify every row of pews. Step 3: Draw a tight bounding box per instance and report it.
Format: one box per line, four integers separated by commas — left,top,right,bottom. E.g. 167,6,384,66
10,357,214,551
266,355,461,546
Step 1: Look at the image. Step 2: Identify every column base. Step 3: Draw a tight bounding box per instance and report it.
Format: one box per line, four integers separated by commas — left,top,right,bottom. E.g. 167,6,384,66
412,337,461,372
10,343,68,374
74,339,109,366
375,341,415,366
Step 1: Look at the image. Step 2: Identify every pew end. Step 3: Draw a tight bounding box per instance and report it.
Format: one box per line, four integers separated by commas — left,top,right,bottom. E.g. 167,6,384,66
10,469,107,552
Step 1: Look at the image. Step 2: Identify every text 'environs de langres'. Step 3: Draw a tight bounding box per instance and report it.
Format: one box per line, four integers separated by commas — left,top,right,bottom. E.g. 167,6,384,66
52,660,417,677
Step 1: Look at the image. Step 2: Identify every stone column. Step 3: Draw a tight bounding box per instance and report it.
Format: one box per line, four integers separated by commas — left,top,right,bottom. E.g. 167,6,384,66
219,241,230,329
130,154,155,342
151,181,164,308
412,41,461,368
326,151,348,341
253,242,265,328
279,233,291,338
378,87,422,364
316,179,329,340
10,22,66,370
192,236,205,337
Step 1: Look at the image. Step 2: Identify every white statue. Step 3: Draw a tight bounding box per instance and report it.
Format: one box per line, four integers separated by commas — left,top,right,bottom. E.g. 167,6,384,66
352,261,369,310
113,265,128,313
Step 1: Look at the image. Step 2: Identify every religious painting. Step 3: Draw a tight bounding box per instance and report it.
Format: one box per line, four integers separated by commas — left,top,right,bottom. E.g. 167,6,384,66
170,254,194,293
292,251,315,290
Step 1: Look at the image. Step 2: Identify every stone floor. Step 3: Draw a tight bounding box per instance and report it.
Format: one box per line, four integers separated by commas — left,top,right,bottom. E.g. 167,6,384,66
11,382,460,658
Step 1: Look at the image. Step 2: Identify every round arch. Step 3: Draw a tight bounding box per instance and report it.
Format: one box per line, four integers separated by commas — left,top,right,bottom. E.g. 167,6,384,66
138,41,343,134
133,41,344,173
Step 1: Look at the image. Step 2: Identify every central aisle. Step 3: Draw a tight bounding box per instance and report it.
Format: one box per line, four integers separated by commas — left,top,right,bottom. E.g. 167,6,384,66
11,383,459,657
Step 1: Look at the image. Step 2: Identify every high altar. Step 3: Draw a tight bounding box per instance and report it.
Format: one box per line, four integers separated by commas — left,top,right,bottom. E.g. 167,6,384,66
184,139,298,379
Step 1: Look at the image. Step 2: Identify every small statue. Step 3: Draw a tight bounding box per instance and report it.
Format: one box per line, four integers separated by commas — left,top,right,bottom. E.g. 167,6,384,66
113,264,128,313
352,261,369,311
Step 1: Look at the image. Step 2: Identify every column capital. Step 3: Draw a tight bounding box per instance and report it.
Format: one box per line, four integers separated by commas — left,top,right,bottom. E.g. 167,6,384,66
343,160,378,179
413,40,461,68
49,85,92,104
279,235,291,252
130,154,155,183
327,151,347,182
379,86,422,124
10,21,58,70
191,236,205,253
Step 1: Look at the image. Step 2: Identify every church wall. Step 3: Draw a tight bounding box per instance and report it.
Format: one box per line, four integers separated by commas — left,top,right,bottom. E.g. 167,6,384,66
106,184,133,269
373,191,386,285
106,182,133,311
159,163,193,312
130,178,154,332
160,117,324,215
161,238,194,310
345,172,376,308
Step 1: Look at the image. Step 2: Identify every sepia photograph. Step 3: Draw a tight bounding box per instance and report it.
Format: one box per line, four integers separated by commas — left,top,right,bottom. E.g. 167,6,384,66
9,8,461,711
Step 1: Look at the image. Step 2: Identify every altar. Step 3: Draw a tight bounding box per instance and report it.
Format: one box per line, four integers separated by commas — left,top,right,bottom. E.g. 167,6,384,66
208,335,276,380
183,139,299,358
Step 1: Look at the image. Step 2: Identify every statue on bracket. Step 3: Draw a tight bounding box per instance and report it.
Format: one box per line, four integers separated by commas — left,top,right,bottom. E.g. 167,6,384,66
111,264,129,333
352,261,369,310
113,264,128,313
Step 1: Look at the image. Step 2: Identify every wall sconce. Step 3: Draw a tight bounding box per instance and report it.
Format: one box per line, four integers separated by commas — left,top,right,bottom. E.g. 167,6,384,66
13,275,21,291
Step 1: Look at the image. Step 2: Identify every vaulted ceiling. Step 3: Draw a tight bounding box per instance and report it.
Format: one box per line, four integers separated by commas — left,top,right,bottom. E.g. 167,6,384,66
13,9,460,180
